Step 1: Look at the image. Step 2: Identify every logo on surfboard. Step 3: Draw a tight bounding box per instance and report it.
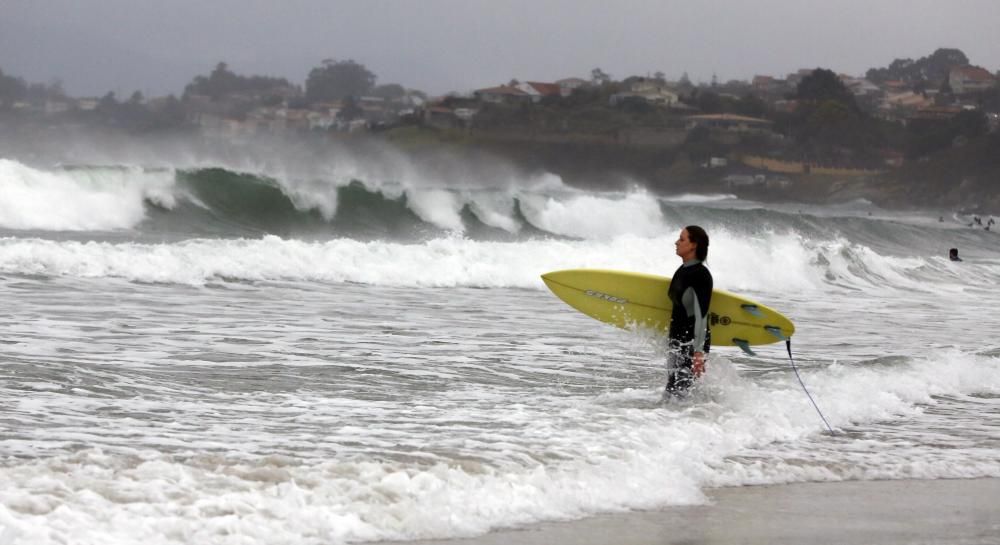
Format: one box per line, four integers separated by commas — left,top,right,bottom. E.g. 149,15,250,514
709,313,732,326
584,290,628,304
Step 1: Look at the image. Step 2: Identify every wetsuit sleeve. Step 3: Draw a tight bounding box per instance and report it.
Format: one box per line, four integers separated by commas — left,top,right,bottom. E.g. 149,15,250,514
682,287,709,352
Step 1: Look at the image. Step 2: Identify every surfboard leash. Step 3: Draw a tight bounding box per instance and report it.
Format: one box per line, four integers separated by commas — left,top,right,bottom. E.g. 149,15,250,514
785,340,836,435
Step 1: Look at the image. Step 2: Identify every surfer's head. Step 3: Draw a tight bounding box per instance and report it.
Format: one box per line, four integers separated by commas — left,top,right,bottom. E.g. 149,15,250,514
679,225,709,261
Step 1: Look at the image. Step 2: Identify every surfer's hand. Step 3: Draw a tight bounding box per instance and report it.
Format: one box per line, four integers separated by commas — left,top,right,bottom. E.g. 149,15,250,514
692,352,705,377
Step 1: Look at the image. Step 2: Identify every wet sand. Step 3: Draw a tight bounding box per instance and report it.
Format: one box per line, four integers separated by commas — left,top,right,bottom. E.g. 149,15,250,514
394,478,1000,545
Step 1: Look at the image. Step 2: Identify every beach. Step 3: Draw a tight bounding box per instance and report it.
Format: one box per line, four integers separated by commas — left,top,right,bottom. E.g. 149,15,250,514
399,478,1000,545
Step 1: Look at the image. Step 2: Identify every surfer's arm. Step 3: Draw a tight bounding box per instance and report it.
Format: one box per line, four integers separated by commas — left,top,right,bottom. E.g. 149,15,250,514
682,287,709,353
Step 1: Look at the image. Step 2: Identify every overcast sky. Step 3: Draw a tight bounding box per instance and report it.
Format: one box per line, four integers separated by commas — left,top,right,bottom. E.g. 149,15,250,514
2,0,999,98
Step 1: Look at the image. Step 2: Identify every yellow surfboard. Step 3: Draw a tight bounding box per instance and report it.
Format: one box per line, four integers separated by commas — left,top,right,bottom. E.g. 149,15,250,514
541,269,794,349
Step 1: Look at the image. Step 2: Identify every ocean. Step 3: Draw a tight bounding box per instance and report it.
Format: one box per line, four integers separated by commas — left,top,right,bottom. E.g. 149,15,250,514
1,146,999,544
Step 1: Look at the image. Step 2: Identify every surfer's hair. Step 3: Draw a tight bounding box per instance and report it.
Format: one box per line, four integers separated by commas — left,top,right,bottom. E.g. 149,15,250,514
685,225,709,261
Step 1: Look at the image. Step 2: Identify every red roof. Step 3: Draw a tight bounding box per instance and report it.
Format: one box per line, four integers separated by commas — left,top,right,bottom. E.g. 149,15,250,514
526,82,561,96
951,65,995,82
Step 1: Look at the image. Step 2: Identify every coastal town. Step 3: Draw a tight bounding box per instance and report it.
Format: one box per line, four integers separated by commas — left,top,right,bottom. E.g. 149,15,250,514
2,48,999,208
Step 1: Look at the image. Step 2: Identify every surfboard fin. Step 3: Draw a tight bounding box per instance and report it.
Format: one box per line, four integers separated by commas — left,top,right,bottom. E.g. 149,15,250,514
764,326,788,341
741,304,764,318
732,338,756,356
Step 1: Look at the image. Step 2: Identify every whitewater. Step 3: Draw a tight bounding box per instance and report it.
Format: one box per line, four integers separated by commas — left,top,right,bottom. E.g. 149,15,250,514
2,154,999,545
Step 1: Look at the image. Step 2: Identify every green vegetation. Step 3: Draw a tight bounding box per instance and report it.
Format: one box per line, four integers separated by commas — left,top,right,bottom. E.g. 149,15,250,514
0,67,66,108
780,69,886,163
866,48,969,88
905,109,988,158
89,91,187,132
0,68,28,107
305,59,376,104
183,62,293,101
888,130,1000,208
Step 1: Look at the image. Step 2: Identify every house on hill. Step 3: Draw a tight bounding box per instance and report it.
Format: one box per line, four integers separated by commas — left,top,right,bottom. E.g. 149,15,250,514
424,105,460,128
880,80,909,93
949,65,996,94
610,79,679,107
879,91,933,120
474,85,532,104
556,78,588,96
785,69,815,88
752,75,783,93
752,75,773,89
840,75,881,97
75,98,100,111
514,81,562,102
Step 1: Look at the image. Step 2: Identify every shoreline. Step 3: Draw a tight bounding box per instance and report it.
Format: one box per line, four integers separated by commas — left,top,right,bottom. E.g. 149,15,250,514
388,478,1000,545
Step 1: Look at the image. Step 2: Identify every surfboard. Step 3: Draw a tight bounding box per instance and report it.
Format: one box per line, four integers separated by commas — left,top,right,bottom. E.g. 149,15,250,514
541,269,794,349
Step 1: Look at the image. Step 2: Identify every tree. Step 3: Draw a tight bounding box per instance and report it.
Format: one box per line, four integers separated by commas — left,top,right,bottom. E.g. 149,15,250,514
935,77,954,106
796,68,857,110
336,95,364,121
952,110,988,139
305,59,376,104
184,62,293,100
185,62,240,99
0,68,28,106
590,67,611,86
784,69,887,159
735,94,767,118
46,79,66,99
694,90,723,113
151,94,187,130
371,83,406,100
905,110,987,159
97,91,118,112
866,48,969,86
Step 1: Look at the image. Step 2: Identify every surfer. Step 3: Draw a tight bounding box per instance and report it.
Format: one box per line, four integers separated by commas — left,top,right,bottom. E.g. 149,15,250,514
665,226,713,396
949,248,962,262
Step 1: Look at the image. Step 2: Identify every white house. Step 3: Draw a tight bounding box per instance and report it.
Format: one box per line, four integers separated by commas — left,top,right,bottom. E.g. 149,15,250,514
75,98,100,111
514,81,561,102
474,85,531,104
556,77,588,97
949,65,996,94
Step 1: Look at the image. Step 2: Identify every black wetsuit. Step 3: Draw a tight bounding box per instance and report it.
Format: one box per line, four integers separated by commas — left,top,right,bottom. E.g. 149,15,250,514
665,259,713,394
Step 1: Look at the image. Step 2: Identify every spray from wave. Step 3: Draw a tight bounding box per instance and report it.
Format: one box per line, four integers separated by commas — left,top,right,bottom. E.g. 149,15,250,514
3,229,997,292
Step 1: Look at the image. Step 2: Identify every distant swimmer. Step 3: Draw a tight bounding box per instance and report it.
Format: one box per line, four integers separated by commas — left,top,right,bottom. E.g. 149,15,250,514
665,226,713,397
949,248,962,262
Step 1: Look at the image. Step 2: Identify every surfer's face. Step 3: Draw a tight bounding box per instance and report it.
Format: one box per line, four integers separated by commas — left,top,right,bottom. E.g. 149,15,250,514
675,229,697,261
